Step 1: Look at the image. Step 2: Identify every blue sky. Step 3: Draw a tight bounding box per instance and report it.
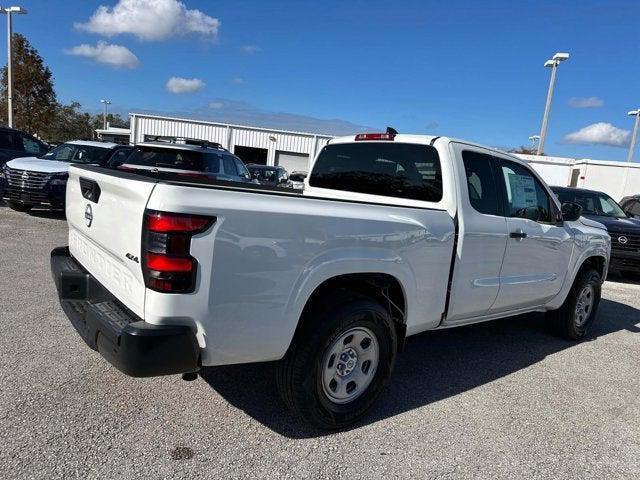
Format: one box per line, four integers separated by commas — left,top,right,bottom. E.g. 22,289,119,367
8,0,640,160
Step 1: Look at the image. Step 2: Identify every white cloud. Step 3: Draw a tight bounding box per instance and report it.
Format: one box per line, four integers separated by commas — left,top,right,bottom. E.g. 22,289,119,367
563,122,630,147
231,77,245,85
165,77,205,94
208,101,224,109
75,0,221,41
64,41,139,69
240,45,260,54
568,96,604,108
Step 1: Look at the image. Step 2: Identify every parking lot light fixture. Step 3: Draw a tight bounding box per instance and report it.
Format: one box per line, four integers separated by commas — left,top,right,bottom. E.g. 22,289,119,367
100,99,111,130
529,135,540,149
1,6,27,128
537,52,570,156
627,109,640,163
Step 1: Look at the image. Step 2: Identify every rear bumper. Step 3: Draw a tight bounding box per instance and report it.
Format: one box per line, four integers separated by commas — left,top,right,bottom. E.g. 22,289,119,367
50,246,200,377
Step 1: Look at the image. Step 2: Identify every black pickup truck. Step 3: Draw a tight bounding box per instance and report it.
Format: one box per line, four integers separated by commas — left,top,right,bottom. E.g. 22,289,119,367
552,186,640,277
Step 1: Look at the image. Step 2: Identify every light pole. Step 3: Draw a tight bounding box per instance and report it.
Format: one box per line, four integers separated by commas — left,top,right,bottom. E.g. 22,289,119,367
1,6,27,128
536,52,570,156
627,109,640,163
100,99,111,130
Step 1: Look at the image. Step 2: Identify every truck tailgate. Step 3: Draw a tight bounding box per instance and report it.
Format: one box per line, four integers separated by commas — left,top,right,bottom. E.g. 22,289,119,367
65,166,157,318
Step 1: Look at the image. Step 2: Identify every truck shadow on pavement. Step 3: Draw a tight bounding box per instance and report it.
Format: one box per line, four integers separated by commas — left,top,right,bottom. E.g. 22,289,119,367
199,298,640,439
27,209,66,221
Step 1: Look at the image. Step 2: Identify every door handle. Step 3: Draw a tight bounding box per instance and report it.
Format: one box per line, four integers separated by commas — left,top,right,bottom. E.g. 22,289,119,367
79,177,101,203
510,230,527,239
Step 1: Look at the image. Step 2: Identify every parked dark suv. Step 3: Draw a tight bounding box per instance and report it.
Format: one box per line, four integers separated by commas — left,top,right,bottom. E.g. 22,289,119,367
552,186,640,277
119,140,254,184
0,126,49,168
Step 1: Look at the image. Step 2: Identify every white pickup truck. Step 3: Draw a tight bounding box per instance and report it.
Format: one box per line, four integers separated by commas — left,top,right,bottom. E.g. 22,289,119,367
51,132,610,429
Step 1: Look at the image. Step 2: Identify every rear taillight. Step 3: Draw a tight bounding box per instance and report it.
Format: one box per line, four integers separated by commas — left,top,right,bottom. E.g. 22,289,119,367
142,210,215,293
354,132,396,141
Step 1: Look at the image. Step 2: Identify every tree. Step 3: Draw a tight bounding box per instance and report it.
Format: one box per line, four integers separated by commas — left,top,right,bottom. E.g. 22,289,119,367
46,102,94,145
0,33,56,136
90,112,130,131
508,146,537,155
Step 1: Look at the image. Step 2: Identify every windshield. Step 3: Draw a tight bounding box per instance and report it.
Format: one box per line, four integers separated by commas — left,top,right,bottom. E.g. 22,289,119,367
125,147,222,173
554,189,627,218
249,168,277,182
40,143,111,164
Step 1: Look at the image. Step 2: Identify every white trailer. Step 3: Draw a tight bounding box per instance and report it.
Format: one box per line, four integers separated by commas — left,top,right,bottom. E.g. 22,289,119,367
515,154,574,187
515,154,640,201
568,160,640,201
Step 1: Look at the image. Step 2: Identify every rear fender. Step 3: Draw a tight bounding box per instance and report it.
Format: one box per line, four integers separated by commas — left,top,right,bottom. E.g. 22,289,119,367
284,247,417,341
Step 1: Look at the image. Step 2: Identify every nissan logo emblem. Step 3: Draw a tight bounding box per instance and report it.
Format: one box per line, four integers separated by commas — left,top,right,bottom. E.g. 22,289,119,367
84,204,93,228
618,236,628,245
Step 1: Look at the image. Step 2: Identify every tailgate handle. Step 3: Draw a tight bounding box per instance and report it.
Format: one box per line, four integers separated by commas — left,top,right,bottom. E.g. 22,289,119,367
79,177,101,203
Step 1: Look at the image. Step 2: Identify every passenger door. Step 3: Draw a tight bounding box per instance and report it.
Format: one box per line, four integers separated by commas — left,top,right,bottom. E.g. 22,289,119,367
445,147,509,323
491,158,573,312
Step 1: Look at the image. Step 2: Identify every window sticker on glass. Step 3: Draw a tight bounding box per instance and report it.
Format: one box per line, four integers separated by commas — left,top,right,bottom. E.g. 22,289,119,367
507,173,537,209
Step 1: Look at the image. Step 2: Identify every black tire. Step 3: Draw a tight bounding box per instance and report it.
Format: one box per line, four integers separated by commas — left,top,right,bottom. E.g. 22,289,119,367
276,294,397,430
548,268,601,340
7,202,32,212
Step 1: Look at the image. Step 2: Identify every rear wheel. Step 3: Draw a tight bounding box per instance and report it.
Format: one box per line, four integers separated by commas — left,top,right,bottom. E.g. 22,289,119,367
276,294,397,430
548,268,601,340
7,202,32,212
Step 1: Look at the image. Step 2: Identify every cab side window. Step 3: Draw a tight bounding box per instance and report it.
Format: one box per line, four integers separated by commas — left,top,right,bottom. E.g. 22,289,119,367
222,155,238,176
108,149,131,167
234,157,250,179
462,151,501,216
21,134,44,155
498,160,554,223
0,131,22,150
628,200,640,218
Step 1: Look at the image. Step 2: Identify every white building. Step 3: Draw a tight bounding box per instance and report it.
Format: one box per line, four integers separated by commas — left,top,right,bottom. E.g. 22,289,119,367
129,113,332,173
95,123,130,144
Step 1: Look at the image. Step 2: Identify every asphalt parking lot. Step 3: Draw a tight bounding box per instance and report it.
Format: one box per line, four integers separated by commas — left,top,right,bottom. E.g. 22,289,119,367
1,203,640,479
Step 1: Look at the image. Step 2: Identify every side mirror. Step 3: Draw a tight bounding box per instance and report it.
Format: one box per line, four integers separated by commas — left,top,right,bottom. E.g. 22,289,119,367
561,202,583,222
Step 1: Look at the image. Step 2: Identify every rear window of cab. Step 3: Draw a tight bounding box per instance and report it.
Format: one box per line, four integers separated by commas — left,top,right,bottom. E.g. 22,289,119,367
309,142,442,202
